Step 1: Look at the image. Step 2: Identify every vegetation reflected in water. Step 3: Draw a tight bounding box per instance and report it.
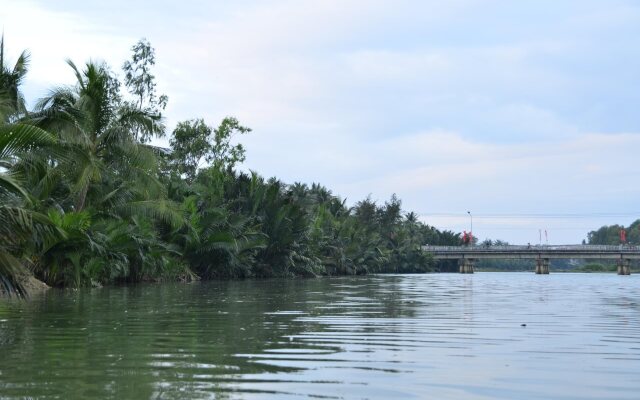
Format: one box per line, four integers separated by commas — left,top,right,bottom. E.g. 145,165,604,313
2,274,640,399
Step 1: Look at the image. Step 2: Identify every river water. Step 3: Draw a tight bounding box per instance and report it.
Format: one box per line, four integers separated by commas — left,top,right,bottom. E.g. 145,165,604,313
1,273,639,399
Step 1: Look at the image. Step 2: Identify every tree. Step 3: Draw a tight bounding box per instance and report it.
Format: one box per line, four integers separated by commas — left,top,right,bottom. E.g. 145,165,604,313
0,99,59,296
0,34,30,121
354,196,377,229
122,39,168,143
168,119,211,182
588,220,640,245
32,60,163,211
23,57,185,288
208,117,251,170
168,117,251,182
378,194,402,233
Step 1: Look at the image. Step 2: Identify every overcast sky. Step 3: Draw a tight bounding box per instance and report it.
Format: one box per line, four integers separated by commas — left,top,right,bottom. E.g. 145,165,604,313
2,0,639,244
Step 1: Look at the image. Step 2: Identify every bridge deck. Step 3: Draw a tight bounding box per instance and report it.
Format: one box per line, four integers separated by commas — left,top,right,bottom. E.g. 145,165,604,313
422,245,640,260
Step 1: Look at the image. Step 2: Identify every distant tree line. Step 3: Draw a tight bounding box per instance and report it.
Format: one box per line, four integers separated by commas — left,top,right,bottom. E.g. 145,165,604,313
586,220,640,245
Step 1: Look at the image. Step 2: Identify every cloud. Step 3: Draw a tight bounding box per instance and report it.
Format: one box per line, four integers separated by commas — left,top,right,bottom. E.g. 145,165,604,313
0,1,133,94
352,131,640,198
4,0,640,244
333,131,640,243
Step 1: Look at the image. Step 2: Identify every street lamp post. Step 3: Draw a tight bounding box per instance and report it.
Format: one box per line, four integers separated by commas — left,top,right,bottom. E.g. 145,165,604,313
467,211,473,246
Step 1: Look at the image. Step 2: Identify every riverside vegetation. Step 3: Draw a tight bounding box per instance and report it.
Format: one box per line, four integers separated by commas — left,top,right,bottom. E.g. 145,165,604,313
0,38,463,297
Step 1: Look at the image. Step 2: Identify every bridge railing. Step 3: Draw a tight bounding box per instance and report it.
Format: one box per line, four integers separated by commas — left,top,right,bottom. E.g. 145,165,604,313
422,244,640,252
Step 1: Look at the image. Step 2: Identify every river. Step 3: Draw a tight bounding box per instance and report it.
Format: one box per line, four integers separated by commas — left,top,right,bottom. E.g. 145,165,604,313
1,273,639,399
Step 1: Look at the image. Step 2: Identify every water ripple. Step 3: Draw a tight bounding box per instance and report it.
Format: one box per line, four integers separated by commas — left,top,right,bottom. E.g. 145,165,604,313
1,274,639,399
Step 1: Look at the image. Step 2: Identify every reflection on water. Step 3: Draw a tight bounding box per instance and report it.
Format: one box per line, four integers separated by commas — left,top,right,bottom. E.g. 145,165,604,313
1,273,639,399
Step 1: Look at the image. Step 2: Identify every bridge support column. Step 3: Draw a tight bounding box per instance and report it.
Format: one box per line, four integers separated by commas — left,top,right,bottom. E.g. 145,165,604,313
618,259,631,275
459,258,475,274
535,258,550,274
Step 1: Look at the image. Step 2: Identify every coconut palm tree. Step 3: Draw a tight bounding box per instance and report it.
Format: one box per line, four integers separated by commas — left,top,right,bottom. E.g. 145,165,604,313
0,34,29,121
30,60,165,212
0,38,64,296
23,60,185,287
0,104,59,296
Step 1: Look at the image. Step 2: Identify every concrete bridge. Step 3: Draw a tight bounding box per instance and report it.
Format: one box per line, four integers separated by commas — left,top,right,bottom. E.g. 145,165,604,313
422,245,640,275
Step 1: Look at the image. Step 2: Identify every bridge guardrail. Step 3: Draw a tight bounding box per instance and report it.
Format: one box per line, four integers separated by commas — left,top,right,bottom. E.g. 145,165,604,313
422,245,640,252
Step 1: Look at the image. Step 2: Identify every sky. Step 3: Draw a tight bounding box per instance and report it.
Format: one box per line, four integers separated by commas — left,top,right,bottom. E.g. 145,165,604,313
1,0,639,244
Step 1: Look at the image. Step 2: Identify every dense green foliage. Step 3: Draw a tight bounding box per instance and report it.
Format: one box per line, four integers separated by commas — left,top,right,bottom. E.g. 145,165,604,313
586,220,640,245
0,39,461,297
573,263,617,273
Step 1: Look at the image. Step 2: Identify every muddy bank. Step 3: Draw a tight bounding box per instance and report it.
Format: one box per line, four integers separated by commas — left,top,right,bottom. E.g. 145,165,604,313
0,274,49,299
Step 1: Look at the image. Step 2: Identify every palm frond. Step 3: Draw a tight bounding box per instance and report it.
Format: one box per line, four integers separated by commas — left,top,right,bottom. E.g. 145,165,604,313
0,171,28,198
117,103,165,138
0,251,28,298
71,157,102,195
119,199,185,229
0,123,56,160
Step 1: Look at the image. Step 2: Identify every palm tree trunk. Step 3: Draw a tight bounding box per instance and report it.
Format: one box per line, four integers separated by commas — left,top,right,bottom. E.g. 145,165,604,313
75,183,89,211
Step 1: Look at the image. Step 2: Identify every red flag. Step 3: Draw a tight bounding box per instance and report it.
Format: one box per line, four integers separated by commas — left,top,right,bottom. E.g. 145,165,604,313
620,229,627,243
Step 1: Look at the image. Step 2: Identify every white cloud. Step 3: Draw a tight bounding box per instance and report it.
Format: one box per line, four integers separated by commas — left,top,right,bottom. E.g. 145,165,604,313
3,0,640,245
332,131,640,243
0,1,133,99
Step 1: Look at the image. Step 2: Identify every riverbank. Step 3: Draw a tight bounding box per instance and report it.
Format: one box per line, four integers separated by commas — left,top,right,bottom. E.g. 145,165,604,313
0,273,49,299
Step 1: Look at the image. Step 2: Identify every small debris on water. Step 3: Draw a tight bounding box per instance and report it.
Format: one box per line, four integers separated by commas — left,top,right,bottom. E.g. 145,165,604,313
521,323,527,327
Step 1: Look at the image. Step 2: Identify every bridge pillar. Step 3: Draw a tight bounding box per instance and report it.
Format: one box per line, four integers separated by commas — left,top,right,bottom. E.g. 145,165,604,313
459,258,475,274
535,258,550,274
618,259,631,275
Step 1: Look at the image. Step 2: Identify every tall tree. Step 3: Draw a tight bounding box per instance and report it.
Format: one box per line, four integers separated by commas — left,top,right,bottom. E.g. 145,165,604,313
168,119,211,182
32,60,163,211
0,34,30,121
208,117,251,170
0,95,59,296
168,117,251,182
122,39,168,143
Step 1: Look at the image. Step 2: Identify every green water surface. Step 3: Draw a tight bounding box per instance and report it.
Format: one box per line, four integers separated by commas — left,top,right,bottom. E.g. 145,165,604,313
1,273,639,399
